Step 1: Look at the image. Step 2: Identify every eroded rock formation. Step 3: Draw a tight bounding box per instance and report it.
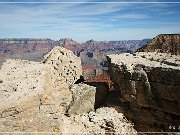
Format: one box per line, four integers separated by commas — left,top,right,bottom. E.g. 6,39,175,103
138,34,180,55
0,59,66,131
68,83,108,114
0,46,82,132
42,46,82,86
0,46,134,134
106,52,180,131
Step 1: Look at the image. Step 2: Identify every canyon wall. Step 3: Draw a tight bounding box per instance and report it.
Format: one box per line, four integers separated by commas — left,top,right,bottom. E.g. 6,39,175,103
0,38,149,79
106,52,180,131
138,34,180,55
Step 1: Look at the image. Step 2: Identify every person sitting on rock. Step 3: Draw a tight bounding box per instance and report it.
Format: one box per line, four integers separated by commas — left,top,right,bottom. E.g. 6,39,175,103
74,75,85,84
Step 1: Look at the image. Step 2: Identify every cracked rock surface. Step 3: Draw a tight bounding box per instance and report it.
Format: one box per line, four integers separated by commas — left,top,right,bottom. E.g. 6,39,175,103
107,52,180,114
106,52,180,131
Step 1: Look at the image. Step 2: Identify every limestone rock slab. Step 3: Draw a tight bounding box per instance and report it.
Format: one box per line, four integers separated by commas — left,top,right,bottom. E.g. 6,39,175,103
107,52,180,115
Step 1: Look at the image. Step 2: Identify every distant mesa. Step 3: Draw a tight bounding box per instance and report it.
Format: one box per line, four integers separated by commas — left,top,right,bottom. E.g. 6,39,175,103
58,38,80,45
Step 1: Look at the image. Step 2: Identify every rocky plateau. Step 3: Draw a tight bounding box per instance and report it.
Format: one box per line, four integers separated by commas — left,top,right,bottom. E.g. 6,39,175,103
0,34,180,134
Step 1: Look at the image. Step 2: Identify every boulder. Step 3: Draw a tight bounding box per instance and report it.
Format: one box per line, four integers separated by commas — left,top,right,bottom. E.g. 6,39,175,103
0,59,66,131
42,46,82,86
67,83,109,114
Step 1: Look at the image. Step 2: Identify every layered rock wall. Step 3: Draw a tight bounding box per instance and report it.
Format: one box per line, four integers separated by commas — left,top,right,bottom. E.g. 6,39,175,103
107,52,180,131
138,34,180,55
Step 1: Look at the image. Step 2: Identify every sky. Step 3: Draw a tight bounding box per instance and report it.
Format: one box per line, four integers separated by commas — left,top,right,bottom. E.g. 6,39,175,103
0,0,180,42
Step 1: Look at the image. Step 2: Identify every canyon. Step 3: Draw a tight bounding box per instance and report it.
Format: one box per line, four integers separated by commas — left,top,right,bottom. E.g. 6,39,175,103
0,34,180,134
0,38,150,79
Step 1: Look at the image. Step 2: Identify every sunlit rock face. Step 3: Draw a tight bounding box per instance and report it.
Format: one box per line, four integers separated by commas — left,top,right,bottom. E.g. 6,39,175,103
1,46,132,134
107,52,180,131
138,34,180,55
0,59,64,132
0,46,83,132
42,46,82,86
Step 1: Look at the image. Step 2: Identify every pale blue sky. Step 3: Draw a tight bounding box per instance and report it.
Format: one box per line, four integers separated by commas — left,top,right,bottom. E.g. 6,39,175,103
0,0,180,42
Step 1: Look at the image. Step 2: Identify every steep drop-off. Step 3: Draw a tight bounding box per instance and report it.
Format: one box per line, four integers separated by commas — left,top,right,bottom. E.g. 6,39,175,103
106,52,180,132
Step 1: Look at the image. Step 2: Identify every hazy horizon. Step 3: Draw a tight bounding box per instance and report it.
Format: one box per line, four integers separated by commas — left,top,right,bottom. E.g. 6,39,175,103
0,0,180,42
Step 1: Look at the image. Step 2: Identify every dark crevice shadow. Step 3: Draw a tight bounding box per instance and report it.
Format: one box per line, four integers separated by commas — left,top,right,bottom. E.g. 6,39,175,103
84,82,109,109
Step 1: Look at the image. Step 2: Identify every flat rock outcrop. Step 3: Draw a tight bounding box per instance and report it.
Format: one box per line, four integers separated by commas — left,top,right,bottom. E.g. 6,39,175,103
138,34,180,55
68,83,108,114
107,52,180,131
42,46,82,86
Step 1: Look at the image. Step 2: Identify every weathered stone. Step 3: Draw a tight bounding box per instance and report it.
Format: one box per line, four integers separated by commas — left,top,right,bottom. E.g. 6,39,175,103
62,107,137,134
106,52,180,132
67,83,109,114
0,59,66,131
0,59,56,115
0,46,83,132
107,52,180,115
42,46,82,86
0,45,138,134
